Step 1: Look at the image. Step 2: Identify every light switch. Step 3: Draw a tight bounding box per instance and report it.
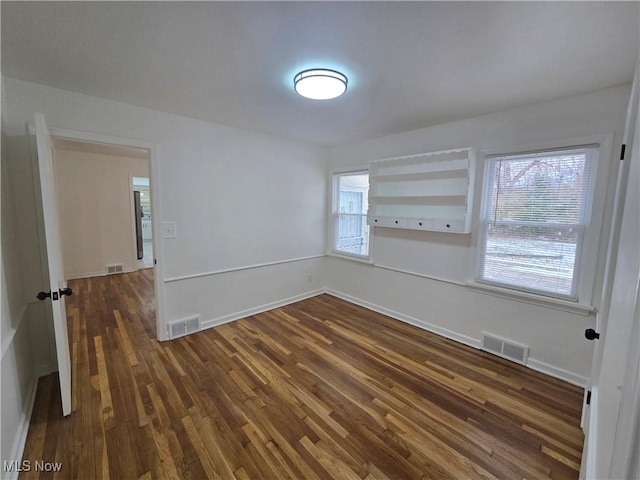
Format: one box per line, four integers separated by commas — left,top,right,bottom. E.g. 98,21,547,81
162,222,176,238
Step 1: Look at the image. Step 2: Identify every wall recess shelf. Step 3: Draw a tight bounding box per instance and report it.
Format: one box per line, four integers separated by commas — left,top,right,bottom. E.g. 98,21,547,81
367,148,476,233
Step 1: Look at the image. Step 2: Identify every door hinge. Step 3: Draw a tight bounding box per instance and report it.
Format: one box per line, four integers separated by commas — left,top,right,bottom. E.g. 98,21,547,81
620,144,626,161
586,390,592,405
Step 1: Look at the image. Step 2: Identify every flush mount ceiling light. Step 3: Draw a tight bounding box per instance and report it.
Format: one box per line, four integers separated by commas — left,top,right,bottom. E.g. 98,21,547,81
294,69,348,100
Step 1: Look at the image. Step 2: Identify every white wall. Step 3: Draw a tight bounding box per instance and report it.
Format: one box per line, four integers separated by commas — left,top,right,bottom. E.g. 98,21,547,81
2,75,328,342
1,77,39,471
327,84,631,384
53,147,149,279
2,77,630,462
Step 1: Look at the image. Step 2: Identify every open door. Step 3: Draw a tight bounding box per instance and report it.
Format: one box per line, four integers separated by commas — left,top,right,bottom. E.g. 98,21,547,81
34,112,72,416
581,63,639,477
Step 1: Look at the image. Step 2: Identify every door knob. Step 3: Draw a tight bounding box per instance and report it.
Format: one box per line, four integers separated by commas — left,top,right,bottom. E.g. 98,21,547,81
59,287,73,297
36,291,51,301
585,328,600,340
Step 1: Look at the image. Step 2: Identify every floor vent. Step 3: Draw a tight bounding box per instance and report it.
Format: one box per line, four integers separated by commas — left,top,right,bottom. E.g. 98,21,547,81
169,315,201,340
481,333,528,365
106,264,124,275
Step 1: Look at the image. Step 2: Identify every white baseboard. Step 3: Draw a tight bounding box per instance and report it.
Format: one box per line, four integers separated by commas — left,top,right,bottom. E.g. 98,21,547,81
326,288,589,388
194,285,588,388
325,288,482,350
527,358,589,388
66,267,137,280
5,378,39,480
200,288,326,331
66,270,106,280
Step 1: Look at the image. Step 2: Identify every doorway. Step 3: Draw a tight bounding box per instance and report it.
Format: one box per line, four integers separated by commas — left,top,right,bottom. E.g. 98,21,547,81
52,139,153,279
47,127,165,341
133,176,154,269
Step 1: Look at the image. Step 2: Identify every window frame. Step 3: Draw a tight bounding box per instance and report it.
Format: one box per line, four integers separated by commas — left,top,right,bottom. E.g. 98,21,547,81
468,134,613,312
330,169,372,261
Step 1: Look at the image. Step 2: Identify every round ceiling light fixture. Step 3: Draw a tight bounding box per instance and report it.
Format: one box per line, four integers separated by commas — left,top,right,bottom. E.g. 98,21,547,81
294,69,348,100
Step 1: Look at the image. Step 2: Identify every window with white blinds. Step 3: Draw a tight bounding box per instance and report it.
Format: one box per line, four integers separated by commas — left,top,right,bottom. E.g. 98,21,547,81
478,146,597,299
333,171,370,258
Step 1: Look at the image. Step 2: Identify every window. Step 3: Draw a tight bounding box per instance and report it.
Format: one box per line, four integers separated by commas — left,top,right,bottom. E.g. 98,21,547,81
477,146,597,300
333,171,370,258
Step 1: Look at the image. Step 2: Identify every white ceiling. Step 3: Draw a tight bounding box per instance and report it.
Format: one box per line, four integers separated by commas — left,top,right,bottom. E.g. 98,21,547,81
2,2,639,146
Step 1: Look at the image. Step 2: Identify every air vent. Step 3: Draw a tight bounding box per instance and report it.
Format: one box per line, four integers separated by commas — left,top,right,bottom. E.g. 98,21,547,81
481,333,528,365
169,315,201,340
106,264,124,275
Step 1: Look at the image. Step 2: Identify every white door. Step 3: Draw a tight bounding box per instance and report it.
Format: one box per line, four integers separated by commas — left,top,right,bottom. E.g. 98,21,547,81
581,64,639,477
34,112,72,416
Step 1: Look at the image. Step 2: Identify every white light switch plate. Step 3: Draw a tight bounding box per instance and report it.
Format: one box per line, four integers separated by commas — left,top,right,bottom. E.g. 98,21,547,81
162,221,176,238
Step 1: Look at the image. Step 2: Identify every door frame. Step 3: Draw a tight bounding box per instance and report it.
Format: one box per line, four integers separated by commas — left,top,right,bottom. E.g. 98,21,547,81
48,127,166,341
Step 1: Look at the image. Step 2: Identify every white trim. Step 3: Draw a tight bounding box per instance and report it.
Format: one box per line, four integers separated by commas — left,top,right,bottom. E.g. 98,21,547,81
326,253,466,286
65,267,138,281
326,252,373,265
371,146,475,165
325,288,481,350
164,254,325,283
329,165,371,175
199,288,326,331
325,248,373,265
48,127,154,151
478,134,613,159
527,357,589,388
582,386,599,478
5,378,39,480
374,263,465,287
466,280,595,315
485,143,600,159
0,304,28,361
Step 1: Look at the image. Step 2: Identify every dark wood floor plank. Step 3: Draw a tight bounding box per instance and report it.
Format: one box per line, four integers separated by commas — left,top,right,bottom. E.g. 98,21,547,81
20,270,584,479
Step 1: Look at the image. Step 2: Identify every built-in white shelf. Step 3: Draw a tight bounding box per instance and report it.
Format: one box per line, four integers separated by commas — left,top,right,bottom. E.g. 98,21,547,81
367,147,476,233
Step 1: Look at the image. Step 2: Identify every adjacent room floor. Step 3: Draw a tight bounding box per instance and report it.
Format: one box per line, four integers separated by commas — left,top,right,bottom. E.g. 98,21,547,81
137,239,154,269
20,270,584,479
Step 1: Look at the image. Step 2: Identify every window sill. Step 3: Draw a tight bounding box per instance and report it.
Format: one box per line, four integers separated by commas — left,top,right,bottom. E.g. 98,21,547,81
465,280,596,316
327,251,374,265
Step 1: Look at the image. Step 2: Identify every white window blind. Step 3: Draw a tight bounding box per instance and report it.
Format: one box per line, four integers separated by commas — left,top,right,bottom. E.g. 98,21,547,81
478,146,597,299
333,172,370,258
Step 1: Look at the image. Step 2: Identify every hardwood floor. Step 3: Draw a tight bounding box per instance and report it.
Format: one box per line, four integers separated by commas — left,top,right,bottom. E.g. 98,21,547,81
20,270,584,479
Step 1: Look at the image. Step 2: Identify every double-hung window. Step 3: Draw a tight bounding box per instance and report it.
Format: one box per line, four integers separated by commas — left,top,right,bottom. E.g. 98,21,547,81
477,145,597,300
332,171,370,258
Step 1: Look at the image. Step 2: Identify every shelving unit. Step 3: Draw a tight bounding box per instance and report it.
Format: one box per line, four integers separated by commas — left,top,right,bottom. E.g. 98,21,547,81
367,148,476,233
